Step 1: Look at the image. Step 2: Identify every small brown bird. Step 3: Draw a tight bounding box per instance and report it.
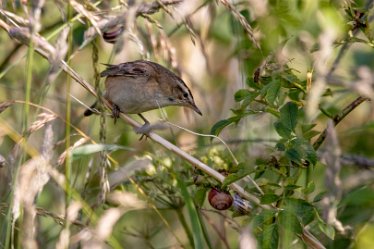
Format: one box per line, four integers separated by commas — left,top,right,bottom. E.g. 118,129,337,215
84,60,202,134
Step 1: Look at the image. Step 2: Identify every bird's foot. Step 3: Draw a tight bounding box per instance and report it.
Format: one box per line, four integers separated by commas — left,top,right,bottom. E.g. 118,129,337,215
135,121,167,141
112,104,120,124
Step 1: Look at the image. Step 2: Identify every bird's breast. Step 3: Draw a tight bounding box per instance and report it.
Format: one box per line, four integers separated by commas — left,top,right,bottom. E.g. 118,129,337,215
104,77,165,114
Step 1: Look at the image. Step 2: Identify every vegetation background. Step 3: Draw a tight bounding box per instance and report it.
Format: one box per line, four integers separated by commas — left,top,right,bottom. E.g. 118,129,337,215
0,0,373,248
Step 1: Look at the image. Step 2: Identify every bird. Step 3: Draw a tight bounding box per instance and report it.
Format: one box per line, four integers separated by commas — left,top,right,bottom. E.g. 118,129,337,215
84,60,202,135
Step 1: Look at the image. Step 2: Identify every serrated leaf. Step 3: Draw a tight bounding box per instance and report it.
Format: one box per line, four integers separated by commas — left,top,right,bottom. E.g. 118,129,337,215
260,223,279,249
282,198,315,225
260,194,281,204
279,102,298,132
278,210,302,234
252,210,276,232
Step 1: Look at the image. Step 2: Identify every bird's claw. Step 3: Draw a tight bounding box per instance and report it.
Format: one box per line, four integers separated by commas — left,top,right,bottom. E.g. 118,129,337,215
135,122,151,141
134,121,167,141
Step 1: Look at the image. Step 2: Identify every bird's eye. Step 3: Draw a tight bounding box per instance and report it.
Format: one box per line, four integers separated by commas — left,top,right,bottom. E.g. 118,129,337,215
168,97,174,102
183,93,188,98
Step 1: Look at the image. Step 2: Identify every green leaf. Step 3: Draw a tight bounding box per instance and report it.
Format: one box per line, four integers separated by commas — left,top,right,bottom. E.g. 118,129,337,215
72,144,133,160
253,211,278,248
234,89,250,102
275,142,286,151
260,194,281,204
279,102,298,132
282,198,315,225
284,184,301,191
234,89,258,102
278,210,302,234
303,181,315,195
274,121,292,138
285,148,302,164
301,123,317,133
264,80,281,105
303,130,320,140
210,117,238,136
260,223,279,249
194,187,208,208
318,220,335,240
246,77,261,90
313,191,326,203
252,210,277,231
177,177,205,249
289,138,317,166
222,163,252,187
301,124,320,140
277,210,302,248
285,138,317,166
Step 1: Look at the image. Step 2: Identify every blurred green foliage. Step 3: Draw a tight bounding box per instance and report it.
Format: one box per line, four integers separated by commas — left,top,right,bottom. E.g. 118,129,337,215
0,0,373,249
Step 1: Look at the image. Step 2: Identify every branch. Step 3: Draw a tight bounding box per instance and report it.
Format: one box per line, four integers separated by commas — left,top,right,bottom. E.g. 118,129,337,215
313,96,369,150
0,22,264,208
340,154,374,169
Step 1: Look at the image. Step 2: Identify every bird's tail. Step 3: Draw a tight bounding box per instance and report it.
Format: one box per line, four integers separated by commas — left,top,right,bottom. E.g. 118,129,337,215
84,101,98,116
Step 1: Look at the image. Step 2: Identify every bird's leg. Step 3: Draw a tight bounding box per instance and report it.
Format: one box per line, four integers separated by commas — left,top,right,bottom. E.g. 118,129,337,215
112,104,121,124
135,113,151,140
134,114,168,140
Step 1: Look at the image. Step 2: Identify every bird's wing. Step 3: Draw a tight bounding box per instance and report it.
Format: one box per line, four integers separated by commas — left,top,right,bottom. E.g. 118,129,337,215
100,61,151,78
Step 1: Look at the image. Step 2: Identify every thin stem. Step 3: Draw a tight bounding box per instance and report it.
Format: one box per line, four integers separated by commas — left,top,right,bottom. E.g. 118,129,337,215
176,208,194,246
313,96,369,150
64,2,73,235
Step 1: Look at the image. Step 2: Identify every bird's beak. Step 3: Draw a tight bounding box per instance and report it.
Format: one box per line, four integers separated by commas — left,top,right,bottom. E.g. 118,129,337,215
189,102,202,116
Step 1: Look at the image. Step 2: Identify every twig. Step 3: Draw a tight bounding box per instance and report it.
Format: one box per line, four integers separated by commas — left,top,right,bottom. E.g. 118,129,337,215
313,96,369,150
0,203,85,227
200,211,232,249
317,151,374,169
340,154,374,169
